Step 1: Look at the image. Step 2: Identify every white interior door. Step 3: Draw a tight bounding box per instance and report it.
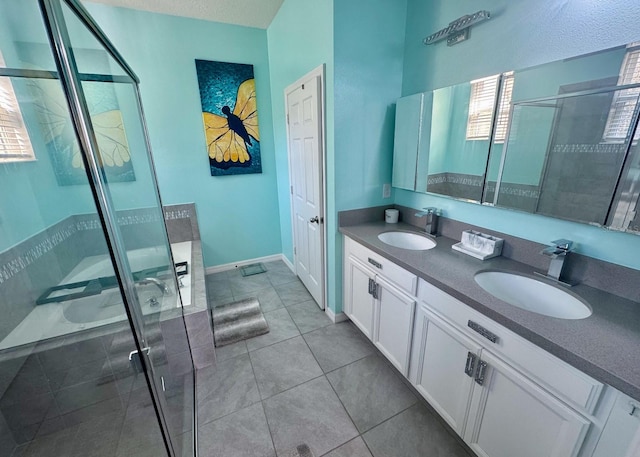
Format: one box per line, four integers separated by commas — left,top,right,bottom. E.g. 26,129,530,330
286,68,325,308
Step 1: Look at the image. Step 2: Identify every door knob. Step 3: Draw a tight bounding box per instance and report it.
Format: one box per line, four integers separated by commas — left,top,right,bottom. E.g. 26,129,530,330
309,216,319,223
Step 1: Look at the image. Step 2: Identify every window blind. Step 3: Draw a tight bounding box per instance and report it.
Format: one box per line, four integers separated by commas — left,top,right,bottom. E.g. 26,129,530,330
603,47,640,142
466,75,499,141
0,53,35,163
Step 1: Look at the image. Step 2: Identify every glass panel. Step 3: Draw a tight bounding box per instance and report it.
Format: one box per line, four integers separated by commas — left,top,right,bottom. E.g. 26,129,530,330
0,74,168,456
492,88,636,225
0,2,194,457
60,1,130,79
57,2,195,456
0,0,57,71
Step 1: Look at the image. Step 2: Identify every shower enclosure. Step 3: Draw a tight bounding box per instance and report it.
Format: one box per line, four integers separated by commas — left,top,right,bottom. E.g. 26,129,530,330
0,1,195,456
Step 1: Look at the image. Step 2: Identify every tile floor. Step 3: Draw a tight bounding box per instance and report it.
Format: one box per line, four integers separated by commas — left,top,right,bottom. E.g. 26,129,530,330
200,260,474,457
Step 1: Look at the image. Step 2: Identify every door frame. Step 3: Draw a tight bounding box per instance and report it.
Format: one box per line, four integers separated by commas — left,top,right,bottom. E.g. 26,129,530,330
284,64,327,311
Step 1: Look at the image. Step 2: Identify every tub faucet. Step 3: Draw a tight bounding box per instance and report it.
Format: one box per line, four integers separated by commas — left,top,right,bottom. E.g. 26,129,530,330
540,239,573,282
415,207,439,236
136,277,171,295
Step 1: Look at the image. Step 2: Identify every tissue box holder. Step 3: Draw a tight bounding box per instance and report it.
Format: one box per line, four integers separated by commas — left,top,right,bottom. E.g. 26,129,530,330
452,230,503,260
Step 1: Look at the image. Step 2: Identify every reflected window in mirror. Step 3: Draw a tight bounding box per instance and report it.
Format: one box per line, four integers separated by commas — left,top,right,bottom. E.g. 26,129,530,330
603,43,640,143
466,75,499,141
0,52,35,163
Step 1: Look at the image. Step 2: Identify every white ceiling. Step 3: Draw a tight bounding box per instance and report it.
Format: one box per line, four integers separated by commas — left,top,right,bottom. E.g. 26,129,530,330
85,0,285,29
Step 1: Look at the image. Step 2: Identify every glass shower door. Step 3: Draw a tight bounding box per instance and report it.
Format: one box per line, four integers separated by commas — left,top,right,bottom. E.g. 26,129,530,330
40,0,196,455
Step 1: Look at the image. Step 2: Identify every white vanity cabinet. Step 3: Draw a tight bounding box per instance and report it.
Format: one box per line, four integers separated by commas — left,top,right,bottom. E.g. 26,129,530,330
343,237,417,376
410,305,481,435
343,254,376,339
463,350,590,457
341,235,639,457
412,278,602,457
591,392,640,457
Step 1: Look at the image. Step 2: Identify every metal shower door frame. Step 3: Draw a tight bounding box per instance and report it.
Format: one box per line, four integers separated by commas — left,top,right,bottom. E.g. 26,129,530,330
37,0,196,455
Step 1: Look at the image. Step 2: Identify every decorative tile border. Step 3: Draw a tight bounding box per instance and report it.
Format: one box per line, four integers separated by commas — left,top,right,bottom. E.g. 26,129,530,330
551,143,627,155
0,220,78,285
427,172,484,187
0,204,197,285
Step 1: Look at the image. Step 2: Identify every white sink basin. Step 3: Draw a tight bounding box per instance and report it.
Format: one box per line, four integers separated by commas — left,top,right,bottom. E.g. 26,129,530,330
377,231,437,250
474,271,592,319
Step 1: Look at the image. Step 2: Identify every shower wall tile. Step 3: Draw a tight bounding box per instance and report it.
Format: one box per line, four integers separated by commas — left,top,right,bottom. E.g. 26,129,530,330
0,411,16,457
164,203,201,242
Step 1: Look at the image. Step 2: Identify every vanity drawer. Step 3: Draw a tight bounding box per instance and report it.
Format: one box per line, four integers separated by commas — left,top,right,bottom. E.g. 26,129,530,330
345,237,417,295
417,278,603,415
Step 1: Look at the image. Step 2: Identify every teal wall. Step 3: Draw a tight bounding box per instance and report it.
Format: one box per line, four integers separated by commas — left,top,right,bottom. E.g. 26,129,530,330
330,0,407,313
0,2,93,252
267,0,407,314
86,4,282,267
397,0,640,271
266,0,334,266
428,82,490,177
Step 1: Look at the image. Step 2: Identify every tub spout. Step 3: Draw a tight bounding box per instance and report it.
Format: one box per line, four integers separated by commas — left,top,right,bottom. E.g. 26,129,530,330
136,277,171,295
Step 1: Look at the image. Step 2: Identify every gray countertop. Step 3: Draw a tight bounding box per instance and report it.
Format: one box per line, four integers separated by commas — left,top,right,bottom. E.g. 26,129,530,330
340,221,640,401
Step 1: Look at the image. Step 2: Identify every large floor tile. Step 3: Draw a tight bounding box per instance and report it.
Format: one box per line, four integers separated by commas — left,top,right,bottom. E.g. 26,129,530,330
213,340,247,362
303,323,374,373
287,300,332,334
250,336,323,399
362,403,471,457
245,308,300,352
322,437,373,457
274,282,313,307
14,426,78,457
263,377,358,457
234,286,285,313
228,274,272,297
198,403,275,457
326,355,416,432
266,268,298,287
196,354,260,425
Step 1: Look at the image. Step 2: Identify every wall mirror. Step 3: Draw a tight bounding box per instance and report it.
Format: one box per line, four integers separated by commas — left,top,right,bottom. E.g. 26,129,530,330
392,41,640,233
426,80,497,202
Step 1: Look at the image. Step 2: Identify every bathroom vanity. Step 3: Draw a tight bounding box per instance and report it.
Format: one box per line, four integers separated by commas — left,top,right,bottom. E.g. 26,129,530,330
340,219,640,457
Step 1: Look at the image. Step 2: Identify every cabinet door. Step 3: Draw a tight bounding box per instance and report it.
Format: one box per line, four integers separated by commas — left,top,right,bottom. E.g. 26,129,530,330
465,351,590,457
373,276,416,376
592,392,640,457
344,255,376,339
410,305,481,436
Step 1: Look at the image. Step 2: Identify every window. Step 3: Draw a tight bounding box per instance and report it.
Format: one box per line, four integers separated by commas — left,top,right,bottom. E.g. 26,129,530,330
465,72,514,143
603,45,640,142
466,75,499,141
493,72,514,143
0,53,35,163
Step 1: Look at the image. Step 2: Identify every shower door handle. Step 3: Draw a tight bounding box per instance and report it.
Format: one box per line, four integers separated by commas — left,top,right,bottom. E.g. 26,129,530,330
129,347,150,373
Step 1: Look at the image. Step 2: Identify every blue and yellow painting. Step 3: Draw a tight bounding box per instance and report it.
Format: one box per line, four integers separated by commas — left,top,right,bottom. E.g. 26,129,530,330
195,60,262,176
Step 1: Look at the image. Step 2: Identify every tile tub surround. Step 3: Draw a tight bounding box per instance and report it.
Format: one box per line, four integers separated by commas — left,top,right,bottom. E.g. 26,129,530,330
339,217,640,401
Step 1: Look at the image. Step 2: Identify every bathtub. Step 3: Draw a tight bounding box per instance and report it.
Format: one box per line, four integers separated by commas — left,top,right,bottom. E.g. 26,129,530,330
0,241,192,350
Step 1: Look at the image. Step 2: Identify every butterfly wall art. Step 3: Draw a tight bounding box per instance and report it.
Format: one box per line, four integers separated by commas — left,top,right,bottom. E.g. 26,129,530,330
17,44,135,186
195,60,262,176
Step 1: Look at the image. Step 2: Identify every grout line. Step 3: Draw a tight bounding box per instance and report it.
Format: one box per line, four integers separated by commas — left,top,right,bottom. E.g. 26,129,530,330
259,399,279,456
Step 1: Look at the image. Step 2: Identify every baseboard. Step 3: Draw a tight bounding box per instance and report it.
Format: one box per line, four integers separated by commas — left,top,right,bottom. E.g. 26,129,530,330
281,254,295,273
205,254,283,274
325,307,348,324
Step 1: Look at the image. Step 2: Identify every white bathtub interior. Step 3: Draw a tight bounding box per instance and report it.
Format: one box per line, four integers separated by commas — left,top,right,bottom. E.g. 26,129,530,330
0,241,192,350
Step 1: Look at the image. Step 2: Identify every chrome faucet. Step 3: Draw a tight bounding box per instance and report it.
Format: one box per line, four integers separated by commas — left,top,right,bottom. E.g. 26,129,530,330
415,207,439,236
136,277,171,295
540,239,573,282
